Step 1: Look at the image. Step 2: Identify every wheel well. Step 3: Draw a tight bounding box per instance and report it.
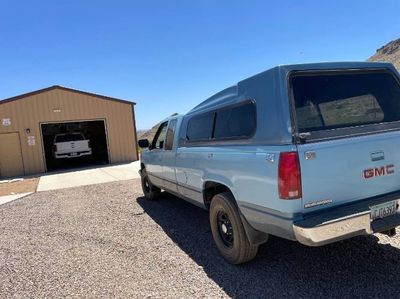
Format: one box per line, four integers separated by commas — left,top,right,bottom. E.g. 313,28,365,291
203,181,232,209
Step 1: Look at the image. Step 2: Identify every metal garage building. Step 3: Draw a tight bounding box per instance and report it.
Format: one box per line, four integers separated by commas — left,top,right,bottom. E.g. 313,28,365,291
0,85,138,178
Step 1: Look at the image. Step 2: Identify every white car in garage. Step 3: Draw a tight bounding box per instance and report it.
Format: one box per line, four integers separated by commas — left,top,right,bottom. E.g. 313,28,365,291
52,133,92,159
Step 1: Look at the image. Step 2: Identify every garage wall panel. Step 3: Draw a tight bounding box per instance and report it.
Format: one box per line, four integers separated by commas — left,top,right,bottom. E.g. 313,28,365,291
0,132,25,177
0,88,138,176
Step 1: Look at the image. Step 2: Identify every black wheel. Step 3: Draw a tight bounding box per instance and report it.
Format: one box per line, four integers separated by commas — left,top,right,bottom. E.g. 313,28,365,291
141,169,161,200
209,192,258,264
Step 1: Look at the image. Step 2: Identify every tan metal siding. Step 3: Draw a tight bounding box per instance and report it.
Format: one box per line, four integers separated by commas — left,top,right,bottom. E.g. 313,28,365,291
0,132,24,177
0,89,137,175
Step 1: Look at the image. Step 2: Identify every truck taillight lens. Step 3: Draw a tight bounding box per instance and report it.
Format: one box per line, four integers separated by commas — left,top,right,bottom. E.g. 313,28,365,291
278,151,302,199
53,145,57,152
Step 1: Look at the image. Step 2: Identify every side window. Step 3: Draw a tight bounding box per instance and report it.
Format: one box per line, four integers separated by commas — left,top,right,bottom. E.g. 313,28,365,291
214,102,256,139
152,122,168,149
165,119,177,150
186,112,214,141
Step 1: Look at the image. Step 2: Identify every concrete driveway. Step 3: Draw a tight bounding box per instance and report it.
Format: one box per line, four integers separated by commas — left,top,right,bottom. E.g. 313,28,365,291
37,161,141,192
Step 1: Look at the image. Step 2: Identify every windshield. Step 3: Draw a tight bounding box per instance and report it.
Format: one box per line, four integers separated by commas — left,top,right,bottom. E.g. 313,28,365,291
56,133,85,142
292,70,400,134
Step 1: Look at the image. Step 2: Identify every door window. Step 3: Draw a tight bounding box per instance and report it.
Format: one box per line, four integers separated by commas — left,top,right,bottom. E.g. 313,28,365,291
152,122,168,149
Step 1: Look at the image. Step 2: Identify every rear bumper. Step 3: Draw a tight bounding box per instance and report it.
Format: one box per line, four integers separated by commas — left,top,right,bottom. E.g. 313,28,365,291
293,195,400,246
54,150,92,159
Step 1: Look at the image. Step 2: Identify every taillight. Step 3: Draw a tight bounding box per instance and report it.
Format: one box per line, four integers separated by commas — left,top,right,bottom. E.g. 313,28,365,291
88,140,91,148
53,145,57,152
278,151,302,199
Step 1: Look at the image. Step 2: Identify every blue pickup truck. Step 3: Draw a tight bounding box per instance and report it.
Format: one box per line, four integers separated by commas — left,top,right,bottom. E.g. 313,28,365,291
138,62,400,264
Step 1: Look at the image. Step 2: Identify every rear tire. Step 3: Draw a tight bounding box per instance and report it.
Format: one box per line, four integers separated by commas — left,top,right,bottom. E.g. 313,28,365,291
209,192,258,264
141,169,161,200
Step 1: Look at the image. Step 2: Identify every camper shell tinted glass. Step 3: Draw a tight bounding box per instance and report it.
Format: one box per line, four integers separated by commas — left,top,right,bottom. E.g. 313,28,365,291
290,70,400,141
214,102,256,139
185,100,256,142
186,113,214,141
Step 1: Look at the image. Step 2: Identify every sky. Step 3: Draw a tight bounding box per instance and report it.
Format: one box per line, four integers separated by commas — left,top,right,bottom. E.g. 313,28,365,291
0,1,399,130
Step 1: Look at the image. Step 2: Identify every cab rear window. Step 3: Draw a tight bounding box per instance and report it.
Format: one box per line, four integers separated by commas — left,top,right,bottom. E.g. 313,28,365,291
292,71,400,133
56,134,84,142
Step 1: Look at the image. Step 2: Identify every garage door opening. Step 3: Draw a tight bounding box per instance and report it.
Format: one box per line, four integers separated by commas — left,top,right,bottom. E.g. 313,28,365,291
41,120,110,172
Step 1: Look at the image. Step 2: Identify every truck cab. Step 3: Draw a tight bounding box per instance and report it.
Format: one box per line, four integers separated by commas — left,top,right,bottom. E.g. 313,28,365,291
139,62,400,264
139,116,183,196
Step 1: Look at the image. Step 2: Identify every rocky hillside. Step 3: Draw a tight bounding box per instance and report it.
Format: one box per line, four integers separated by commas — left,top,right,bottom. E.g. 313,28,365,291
368,38,400,70
137,113,178,142
137,123,160,141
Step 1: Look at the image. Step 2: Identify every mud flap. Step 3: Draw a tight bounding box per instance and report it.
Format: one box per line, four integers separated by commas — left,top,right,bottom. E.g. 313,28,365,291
240,213,269,246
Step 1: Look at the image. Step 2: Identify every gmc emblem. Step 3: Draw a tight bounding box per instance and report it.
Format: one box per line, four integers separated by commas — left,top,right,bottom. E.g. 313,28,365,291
363,165,394,179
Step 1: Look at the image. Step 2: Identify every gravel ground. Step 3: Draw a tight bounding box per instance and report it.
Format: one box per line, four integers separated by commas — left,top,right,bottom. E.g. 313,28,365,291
1,179,400,298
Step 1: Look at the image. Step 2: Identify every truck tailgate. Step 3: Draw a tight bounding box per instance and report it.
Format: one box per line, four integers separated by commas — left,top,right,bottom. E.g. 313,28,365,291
298,131,400,213
56,140,90,153
290,69,400,213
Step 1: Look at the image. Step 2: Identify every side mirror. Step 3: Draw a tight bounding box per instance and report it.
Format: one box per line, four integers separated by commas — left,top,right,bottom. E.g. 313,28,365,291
138,139,150,148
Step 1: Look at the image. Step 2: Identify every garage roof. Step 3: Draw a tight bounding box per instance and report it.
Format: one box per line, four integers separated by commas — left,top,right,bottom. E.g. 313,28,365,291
0,85,136,106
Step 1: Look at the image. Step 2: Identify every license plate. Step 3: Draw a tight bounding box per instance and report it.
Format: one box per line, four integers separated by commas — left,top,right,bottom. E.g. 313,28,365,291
370,201,397,221
70,152,78,156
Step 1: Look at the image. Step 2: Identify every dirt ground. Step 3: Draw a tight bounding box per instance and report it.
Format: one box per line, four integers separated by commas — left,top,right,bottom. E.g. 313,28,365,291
0,178,39,196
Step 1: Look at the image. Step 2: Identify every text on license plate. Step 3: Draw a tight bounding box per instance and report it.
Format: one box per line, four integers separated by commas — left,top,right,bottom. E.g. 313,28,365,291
370,201,397,221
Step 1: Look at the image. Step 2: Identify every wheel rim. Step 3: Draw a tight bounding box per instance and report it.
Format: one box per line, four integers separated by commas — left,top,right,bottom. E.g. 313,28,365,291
217,211,234,248
143,176,151,193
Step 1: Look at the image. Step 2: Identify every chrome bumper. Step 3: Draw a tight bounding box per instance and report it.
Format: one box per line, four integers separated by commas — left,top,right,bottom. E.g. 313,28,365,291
293,200,400,246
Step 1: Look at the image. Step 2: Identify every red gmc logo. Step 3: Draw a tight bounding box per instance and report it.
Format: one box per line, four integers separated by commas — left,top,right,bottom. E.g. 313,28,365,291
363,165,394,179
